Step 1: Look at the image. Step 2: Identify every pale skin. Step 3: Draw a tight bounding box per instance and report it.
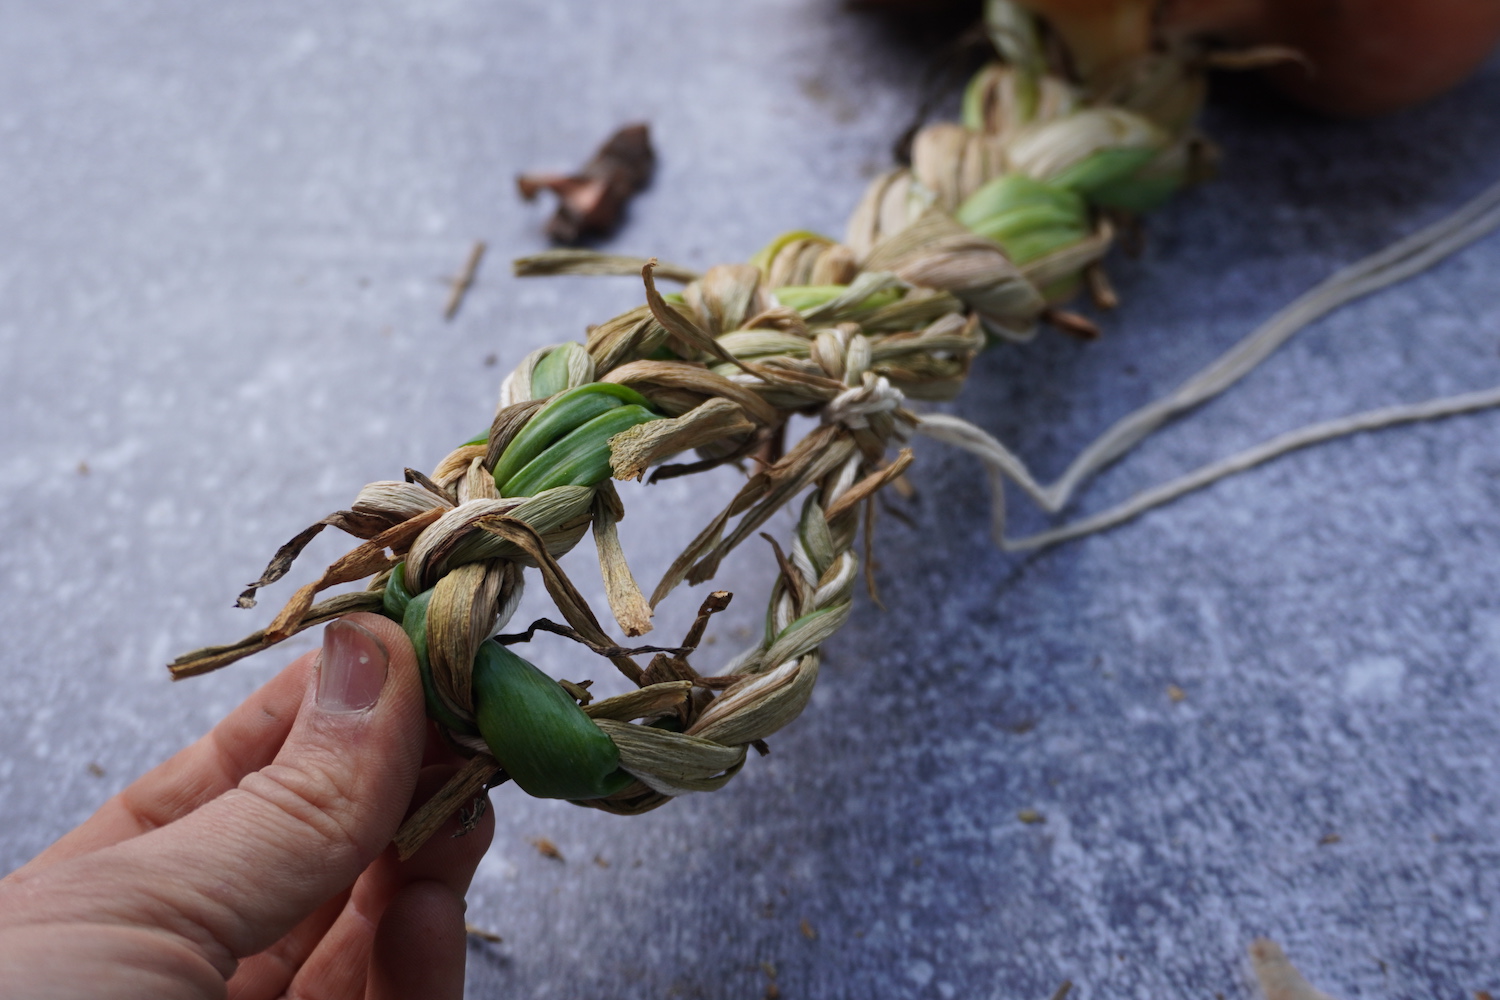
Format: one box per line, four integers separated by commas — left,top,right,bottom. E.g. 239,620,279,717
0,612,494,999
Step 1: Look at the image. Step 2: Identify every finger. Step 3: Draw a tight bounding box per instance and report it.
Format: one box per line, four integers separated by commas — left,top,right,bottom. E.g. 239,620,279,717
423,723,465,767
26,651,316,869
33,613,429,980
367,881,469,1000
224,889,349,1000
287,765,495,999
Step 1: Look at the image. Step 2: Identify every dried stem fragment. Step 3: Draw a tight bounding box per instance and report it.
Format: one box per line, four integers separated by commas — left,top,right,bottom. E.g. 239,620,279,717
517,123,655,244
444,240,487,320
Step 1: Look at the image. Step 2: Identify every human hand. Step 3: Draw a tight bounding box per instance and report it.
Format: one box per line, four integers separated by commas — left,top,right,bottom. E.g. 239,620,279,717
0,612,494,1000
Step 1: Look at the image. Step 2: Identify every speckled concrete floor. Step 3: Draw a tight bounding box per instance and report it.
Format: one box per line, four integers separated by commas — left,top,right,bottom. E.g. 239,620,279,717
2,3,1499,997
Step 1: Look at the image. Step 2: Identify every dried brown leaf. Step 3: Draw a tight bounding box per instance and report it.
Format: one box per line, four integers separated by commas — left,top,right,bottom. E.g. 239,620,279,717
484,398,548,470
475,514,644,685
427,560,507,720
865,208,1045,336
825,448,914,523
601,359,779,426
1249,939,1341,1000
640,260,763,378
169,590,385,679
583,680,692,722
608,398,756,482
594,718,746,795
513,248,697,283
591,484,653,637
689,652,821,747
516,123,654,244
459,457,499,503
683,263,766,335
265,507,445,642
432,444,490,489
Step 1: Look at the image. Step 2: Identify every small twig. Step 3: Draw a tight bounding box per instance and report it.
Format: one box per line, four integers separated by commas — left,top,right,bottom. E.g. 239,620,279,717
444,240,487,320
1042,307,1101,341
495,617,693,659
1048,982,1073,1000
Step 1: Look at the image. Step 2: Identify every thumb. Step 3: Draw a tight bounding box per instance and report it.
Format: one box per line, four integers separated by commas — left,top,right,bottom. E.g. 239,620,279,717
114,612,429,977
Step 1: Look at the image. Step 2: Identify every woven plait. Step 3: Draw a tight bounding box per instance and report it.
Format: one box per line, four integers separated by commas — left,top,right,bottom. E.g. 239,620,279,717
172,3,1213,852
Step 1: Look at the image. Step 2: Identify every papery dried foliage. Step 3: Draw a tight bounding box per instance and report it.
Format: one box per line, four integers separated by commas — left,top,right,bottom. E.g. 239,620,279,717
178,3,1241,856
516,123,656,244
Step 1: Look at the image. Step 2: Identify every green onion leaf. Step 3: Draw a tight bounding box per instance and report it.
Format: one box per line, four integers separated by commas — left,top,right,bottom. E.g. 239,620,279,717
472,640,632,800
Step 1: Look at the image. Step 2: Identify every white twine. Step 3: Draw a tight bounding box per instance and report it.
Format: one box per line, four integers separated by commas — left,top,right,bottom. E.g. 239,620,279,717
917,174,1500,549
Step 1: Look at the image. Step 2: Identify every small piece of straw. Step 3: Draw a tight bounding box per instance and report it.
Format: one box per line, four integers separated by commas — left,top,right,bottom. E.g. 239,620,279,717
444,240,487,320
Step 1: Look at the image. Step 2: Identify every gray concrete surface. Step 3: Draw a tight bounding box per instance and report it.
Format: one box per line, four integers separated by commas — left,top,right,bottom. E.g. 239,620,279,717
2,2,1499,997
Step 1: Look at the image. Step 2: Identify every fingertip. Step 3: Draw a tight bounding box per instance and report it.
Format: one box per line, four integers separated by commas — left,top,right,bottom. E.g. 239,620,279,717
368,881,469,1000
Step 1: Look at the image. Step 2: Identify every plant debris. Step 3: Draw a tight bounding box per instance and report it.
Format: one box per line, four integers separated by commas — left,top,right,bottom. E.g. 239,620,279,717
465,922,503,943
1018,808,1045,824
799,918,817,940
444,240,487,320
760,960,779,1000
517,123,655,244
530,836,564,862
1249,939,1341,1000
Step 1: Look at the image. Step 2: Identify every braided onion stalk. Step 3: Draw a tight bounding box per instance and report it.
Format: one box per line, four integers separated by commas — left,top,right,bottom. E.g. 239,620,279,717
170,0,1217,855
